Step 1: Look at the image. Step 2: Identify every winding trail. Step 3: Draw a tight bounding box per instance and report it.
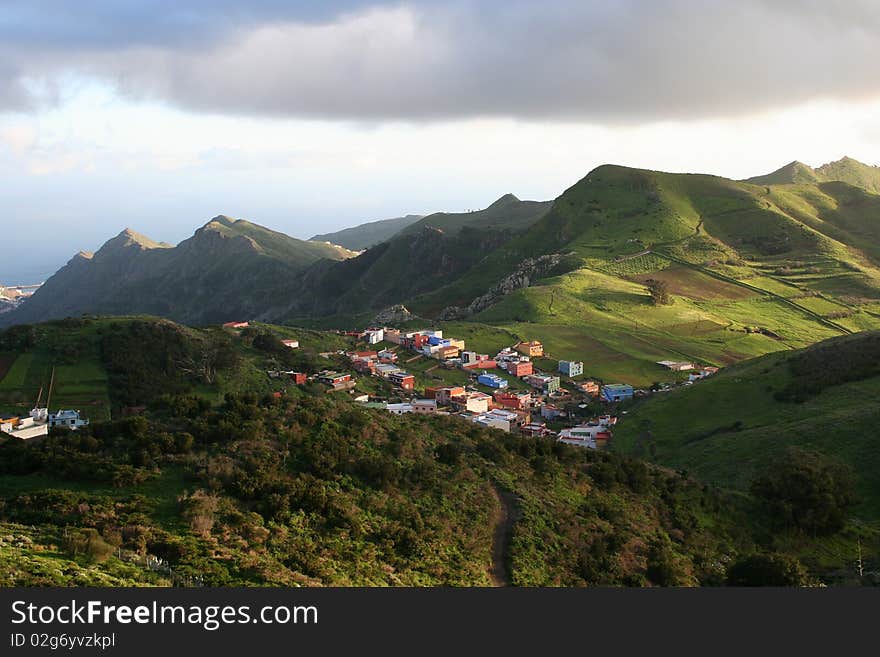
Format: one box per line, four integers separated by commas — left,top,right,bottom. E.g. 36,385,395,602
488,484,521,587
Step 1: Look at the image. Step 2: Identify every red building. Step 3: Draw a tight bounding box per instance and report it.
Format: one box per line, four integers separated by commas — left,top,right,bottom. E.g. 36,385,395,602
507,361,533,377
292,372,308,385
493,390,531,411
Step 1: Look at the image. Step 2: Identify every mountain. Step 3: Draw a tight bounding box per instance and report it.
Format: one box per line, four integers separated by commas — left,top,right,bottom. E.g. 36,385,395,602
280,194,553,320
612,331,880,522
7,164,880,387
1,216,356,327
747,156,880,193
310,214,423,250
400,194,552,236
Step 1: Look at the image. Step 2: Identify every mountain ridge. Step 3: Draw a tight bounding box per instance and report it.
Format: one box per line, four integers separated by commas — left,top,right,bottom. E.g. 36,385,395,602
746,156,880,193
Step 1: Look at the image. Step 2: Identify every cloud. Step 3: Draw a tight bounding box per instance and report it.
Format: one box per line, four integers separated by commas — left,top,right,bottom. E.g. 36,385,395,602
2,1,880,122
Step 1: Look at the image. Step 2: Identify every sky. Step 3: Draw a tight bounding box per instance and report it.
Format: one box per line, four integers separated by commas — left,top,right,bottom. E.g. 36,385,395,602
2,0,880,283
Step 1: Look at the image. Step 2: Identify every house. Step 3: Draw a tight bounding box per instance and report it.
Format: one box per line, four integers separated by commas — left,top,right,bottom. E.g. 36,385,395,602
389,372,415,390
461,351,486,364
386,403,413,415
222,321,249,329
515,341,544,357
291,372,308,385
353,394,370,403
601,384,633,403
431,386,466,404
384,329,402,344
412,399,438,414
378,350,398,363
558,360,583,377
596,415,617,427
437,345,461,360
507,361,533,377
557,424,611,449
48,409,89,430
478,373,508,389
472,408,527,433
376,363,402,378
526,374,560,394
657,360,695,371
493,390,531,411
521,422,555,438
541,404,565,420
451,391,491,414
352,359,377,375
472,409,515,432
462,359,497,370
363,328,385,345
1,412,49,440
317,371,352,386
281,339,299,349
577,380,600,397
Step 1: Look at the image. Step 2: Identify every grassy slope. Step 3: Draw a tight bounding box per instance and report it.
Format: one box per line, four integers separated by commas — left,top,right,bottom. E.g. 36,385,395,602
612,332,880,522
747,156,880,195
408,165,880,386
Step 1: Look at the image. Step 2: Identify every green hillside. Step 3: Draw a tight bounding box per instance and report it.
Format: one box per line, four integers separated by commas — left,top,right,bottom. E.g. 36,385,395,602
0,316,353,420
1,317,875,585
310,214,423,250
748,156,880,194
406,164,880,386
613,332,880,522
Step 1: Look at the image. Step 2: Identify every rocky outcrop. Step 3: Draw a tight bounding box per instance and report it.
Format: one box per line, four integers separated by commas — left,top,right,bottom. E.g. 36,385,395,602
373,304,414,325
438,253,566,320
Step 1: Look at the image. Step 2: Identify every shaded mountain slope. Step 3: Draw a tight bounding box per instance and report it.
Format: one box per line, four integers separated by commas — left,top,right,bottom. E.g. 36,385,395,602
3,216,356,327
310,214,423,250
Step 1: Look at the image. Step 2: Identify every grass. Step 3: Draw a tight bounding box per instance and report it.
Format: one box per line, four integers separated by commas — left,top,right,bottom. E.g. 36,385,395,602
0,353,33,390
612,334,880,523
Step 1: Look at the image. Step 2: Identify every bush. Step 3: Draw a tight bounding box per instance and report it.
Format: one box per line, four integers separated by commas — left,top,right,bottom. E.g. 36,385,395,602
751,448,858,535
726,553,812,586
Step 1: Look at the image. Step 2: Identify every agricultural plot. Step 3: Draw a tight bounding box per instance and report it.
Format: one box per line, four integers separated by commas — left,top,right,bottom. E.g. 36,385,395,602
631,266,756,301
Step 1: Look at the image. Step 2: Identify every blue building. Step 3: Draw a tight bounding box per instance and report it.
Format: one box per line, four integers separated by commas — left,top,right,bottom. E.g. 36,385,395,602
478,373,509,389
601,384,633,403
558,360,584,377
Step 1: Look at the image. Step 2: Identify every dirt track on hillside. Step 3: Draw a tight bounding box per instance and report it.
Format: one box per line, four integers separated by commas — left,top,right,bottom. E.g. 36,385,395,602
489,484,521,587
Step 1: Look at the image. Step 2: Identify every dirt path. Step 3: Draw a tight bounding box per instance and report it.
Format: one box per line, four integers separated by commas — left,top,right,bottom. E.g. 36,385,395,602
489,484,521,587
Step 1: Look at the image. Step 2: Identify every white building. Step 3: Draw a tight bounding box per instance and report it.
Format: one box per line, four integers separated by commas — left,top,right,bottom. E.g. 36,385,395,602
48,409,90,430
364,329,385,345
386,403,413,415
471,408,520,433
557,423,612,449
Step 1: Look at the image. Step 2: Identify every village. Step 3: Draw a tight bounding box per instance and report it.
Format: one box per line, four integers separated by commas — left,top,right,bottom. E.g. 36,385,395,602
253,322,720,451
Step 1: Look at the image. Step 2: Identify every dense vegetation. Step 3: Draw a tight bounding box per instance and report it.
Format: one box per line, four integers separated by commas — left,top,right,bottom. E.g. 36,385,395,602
2,389,856,587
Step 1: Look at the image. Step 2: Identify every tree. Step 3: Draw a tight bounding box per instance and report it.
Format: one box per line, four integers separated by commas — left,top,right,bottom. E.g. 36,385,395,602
751,447,858,535
726,553,813,586
645,279,671,305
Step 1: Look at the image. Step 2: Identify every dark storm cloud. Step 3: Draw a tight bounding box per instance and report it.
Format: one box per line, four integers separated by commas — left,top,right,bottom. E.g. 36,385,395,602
2,0,880,121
